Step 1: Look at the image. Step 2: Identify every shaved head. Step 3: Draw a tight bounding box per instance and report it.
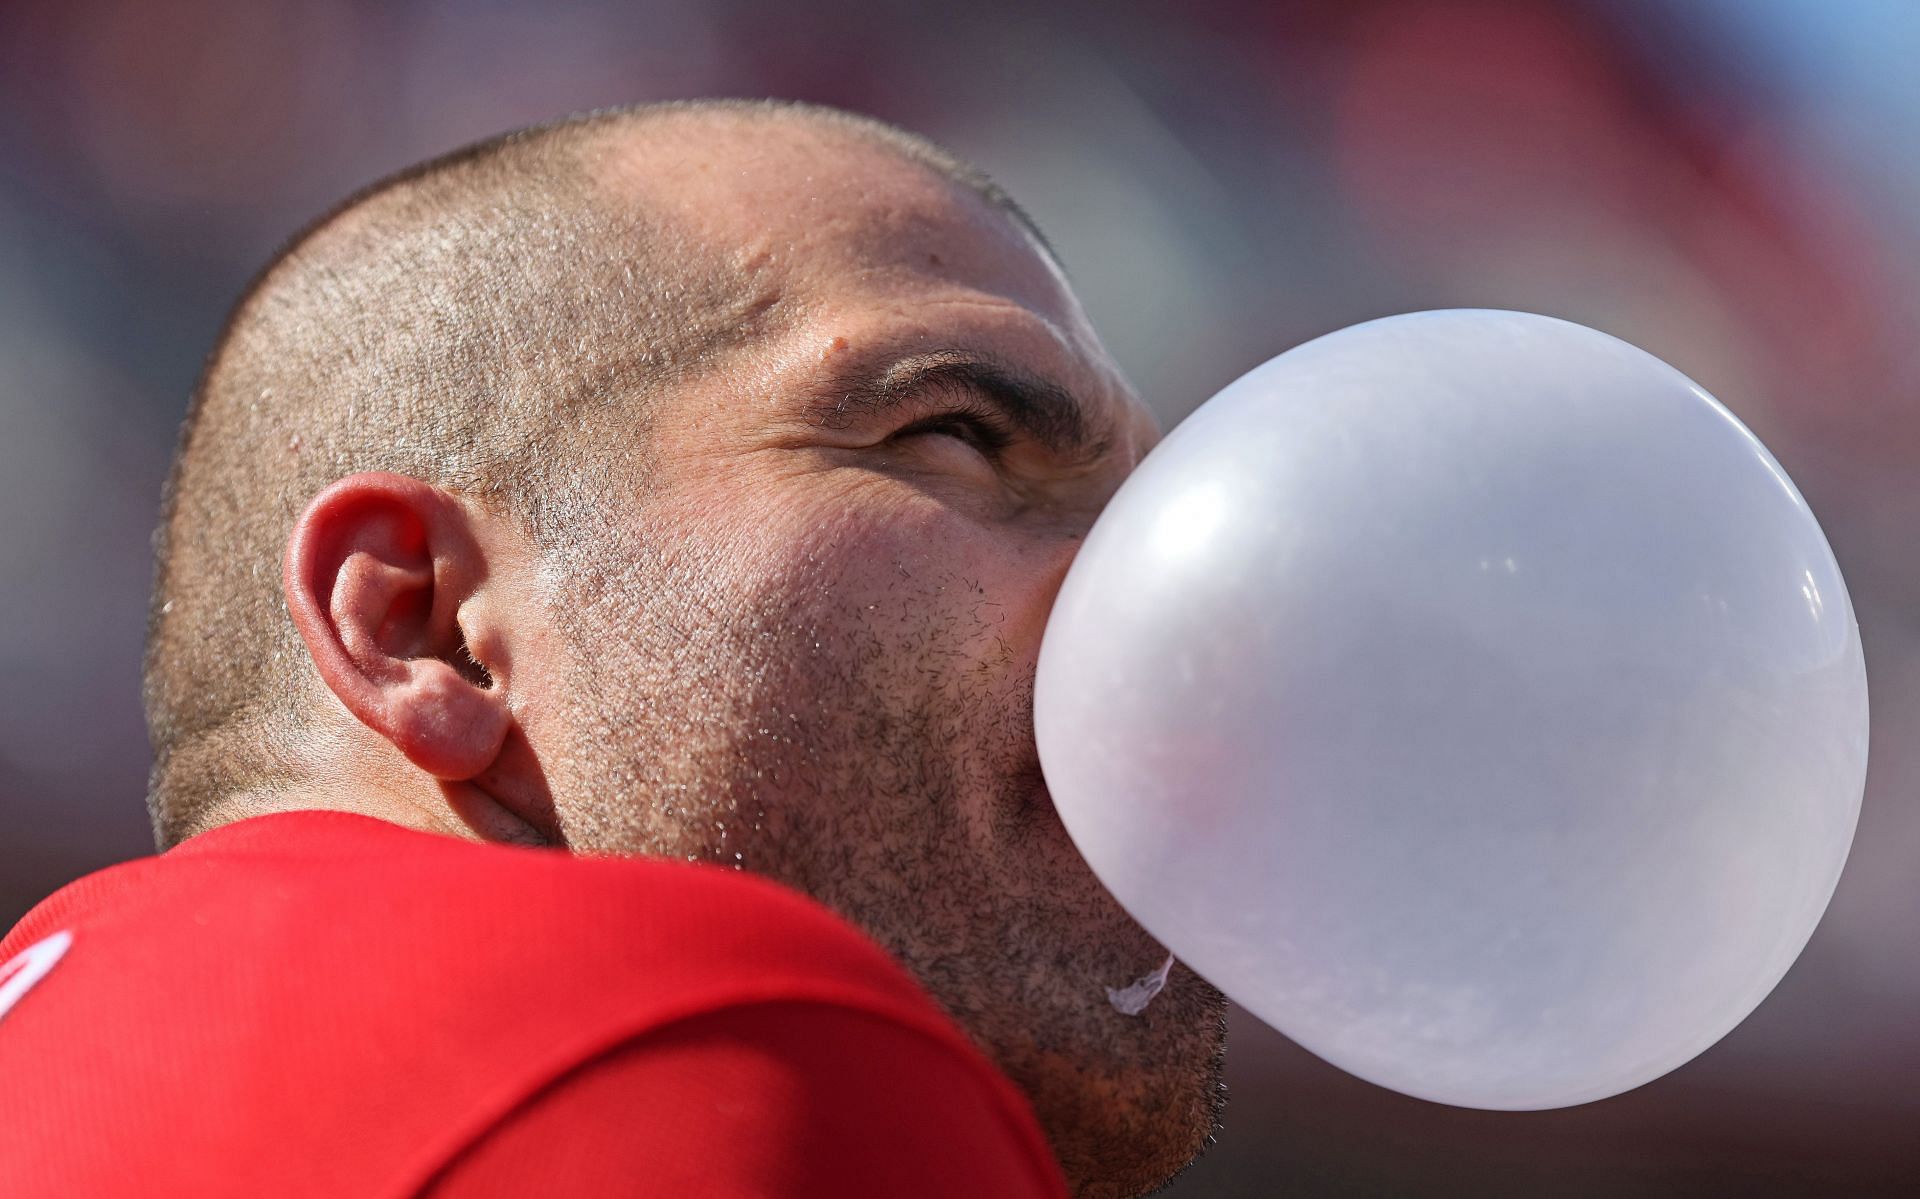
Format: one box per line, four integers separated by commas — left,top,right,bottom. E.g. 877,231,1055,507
145,99,1225,1197
144,100,1046,847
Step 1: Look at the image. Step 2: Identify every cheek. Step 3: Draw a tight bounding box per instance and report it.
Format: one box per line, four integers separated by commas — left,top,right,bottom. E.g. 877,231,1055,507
780,499,1054,647
655,469,1065,682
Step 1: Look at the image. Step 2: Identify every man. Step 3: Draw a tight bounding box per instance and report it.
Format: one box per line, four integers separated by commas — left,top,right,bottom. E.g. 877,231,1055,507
0,100,1226,1196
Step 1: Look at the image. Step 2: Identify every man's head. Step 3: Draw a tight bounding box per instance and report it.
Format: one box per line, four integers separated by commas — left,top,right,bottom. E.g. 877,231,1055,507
145,100,1226,1196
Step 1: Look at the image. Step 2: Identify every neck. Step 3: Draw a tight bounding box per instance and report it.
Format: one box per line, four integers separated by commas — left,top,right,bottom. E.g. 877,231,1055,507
204,776,552,850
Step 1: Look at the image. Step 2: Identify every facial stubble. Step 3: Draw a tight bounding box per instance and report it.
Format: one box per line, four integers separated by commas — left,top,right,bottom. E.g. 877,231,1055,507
546,527,1227,1196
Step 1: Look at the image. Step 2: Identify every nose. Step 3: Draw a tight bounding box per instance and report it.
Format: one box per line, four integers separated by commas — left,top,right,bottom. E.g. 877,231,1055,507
1032,422,1151,620
988,528,1083,683
1026,398,1155,646
1029,477,1117,645
1036,526,1087,622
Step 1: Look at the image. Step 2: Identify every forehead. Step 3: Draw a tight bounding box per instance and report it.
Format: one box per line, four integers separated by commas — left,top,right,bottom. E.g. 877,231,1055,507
592,115,1153,454
599,116,1081,334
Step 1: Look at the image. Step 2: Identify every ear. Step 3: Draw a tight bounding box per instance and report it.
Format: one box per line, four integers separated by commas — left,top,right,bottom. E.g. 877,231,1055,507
284,472,510,781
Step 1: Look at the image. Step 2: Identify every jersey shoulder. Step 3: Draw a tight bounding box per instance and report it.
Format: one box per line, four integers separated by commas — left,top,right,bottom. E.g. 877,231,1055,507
0,811,992,1198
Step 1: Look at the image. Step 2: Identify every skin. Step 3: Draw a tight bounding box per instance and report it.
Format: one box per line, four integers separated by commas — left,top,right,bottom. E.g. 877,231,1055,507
276,115,1227,1198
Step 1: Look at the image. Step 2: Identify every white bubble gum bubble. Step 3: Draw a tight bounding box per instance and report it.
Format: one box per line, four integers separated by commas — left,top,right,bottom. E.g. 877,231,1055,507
1038,310,1868,1110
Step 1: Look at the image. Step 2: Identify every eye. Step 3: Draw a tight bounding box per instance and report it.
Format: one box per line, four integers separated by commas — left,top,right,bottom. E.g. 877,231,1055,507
892,410,1013,462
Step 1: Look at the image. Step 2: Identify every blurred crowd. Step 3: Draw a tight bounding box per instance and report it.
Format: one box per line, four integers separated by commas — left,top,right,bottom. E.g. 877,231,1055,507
2,0,1915,1193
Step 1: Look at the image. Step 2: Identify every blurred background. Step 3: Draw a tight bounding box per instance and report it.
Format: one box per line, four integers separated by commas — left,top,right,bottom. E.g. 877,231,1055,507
1,0,1915,1193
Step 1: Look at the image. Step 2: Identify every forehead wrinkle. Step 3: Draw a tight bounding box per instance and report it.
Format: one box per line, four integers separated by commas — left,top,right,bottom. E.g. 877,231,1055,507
597,132,1065,327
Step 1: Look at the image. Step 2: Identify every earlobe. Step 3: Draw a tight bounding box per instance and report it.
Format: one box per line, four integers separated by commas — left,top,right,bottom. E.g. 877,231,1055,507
284,472,511,781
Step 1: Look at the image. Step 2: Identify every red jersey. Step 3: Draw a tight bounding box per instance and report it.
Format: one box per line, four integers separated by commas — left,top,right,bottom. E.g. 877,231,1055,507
0,811,1069,1198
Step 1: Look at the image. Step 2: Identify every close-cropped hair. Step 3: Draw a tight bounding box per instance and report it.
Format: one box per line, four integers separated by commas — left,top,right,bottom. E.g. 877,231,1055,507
142,98,1051,847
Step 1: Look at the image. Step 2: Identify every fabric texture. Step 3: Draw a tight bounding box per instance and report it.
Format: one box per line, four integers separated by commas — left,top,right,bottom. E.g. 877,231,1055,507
0,811,1068,1198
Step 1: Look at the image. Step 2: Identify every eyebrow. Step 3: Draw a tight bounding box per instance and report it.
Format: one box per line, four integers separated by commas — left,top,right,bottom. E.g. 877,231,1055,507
810,350,1105,460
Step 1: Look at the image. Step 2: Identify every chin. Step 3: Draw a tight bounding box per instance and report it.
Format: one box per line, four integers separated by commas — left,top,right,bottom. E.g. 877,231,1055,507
1011,975,1228,1199
1052,1103,1217,1199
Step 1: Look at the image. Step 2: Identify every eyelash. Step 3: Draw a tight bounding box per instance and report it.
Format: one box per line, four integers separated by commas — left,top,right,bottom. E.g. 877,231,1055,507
892,398,1015,458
